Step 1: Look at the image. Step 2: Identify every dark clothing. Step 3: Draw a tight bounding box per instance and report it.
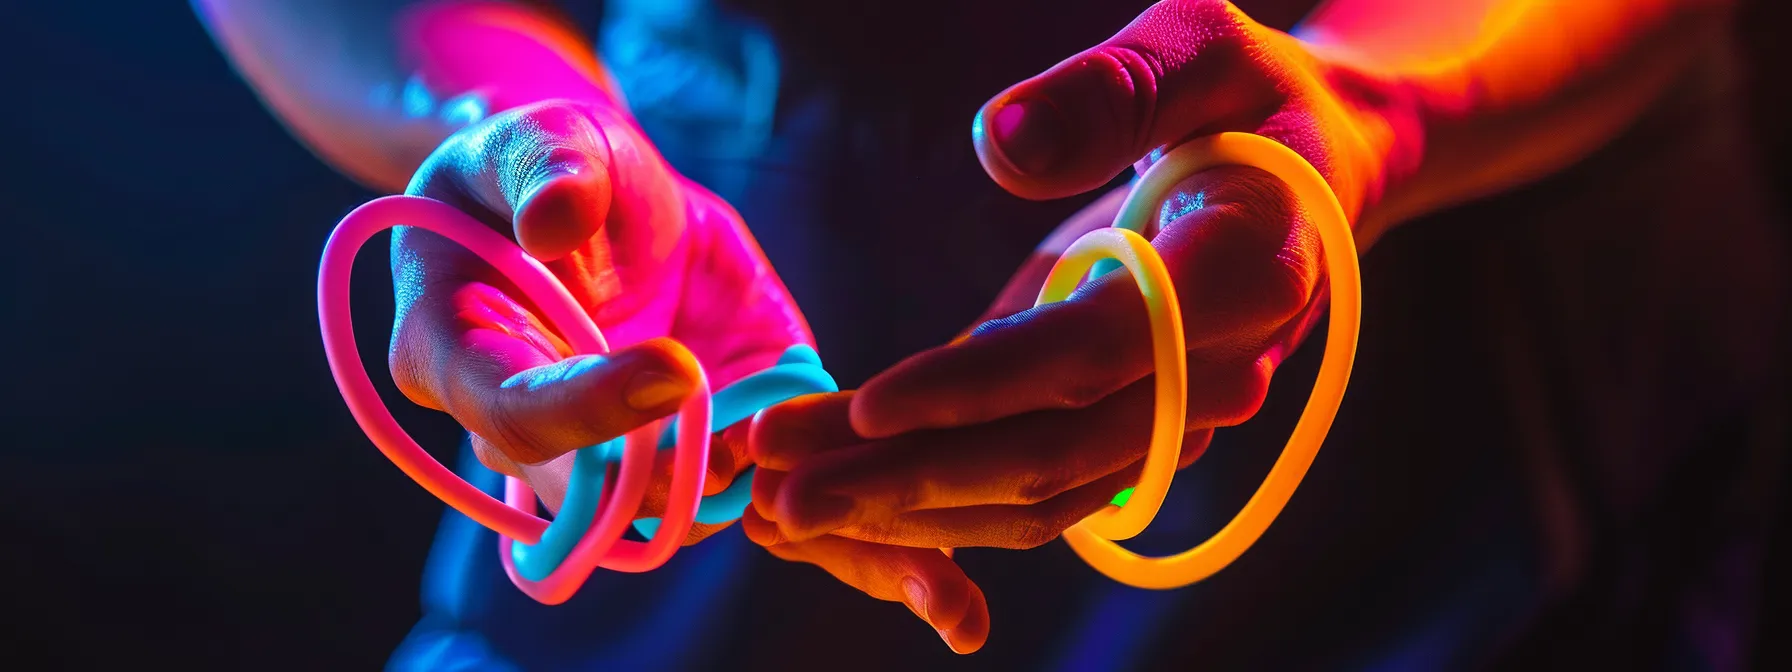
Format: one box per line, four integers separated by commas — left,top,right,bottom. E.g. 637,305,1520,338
392,2,1790,669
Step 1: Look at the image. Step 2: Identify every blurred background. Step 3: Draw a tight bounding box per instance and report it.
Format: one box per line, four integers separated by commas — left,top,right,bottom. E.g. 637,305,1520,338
1,0,1788,668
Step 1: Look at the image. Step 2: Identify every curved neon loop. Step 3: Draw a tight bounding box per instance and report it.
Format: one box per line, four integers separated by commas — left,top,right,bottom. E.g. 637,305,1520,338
316,131,1356,600
1051,132,1361,589
317,196,834,605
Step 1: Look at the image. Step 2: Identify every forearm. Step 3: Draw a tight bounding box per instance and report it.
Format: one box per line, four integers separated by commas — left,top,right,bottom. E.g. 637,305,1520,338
194,0,624,192
1295,0,1737,230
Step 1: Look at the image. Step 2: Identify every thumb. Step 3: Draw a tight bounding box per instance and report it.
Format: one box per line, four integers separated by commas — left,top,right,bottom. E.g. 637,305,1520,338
409,101,616,261
512,146,612,262
475,337,703,466
972,0,1275,200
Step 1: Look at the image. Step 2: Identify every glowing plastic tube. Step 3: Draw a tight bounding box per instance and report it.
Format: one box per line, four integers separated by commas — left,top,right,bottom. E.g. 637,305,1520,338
1051,132,1361,589
316,131,1355,601
317,196,835,605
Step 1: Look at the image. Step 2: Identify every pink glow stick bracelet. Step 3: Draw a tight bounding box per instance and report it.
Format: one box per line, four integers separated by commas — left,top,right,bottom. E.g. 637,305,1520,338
316,131,1359,600
318,196,836,605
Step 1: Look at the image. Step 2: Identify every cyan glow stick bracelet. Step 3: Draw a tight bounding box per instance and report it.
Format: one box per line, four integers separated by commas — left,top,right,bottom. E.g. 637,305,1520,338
318,196,835,604
317,131,1358,601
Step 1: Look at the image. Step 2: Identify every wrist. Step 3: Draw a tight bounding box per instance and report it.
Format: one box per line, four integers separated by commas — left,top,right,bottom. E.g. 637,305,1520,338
1290,50,1426,247
1295,39,1432,247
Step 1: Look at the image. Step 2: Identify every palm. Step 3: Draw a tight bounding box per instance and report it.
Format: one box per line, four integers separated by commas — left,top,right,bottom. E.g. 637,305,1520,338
387,100,812,540
663,182,814,388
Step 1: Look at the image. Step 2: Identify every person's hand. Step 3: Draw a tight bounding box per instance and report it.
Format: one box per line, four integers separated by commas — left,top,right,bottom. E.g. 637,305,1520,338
743,0,1412,651
387,98,812,543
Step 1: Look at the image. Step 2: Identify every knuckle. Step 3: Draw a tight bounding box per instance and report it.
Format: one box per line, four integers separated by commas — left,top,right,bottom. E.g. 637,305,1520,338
1010,512,1062,550
1137,0,1257,75
1086,44,1165,150
1265,245,1320,322
1204,359,1274,426
1199,165,1298,219
1162,166,1318,325
459,368,557,465
1053,332,1137,408
1009,485,1114,549
470,436,523,478
888,480,927,516
1056,374,1122,410
481,397,549,464
1227,171,1320,320
1015,468,1074,505
386,303,443,409
1151,0,1253,51
386,336,430,406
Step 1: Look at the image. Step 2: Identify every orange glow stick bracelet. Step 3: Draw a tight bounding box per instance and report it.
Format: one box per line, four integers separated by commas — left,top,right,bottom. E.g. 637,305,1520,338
1048,132,1360,589
315,131,1358,600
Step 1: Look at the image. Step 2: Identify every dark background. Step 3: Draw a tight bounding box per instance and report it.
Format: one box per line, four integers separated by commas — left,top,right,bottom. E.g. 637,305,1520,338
0,1,1787,669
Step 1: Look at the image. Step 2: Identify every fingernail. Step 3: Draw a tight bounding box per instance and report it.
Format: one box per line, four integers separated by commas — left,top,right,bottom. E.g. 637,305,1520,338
903,577,965,653
516,166,588,221
529,147,599,191
782,492,858,539
623,370,692,412
985,98,1065,176
940,628,965,654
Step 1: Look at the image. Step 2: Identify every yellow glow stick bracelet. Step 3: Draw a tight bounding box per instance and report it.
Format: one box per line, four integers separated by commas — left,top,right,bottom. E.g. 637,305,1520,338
319,131,1357,601
1044,132,1361,589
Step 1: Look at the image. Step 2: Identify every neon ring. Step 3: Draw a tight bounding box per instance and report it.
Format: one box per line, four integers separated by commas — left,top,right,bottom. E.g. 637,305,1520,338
1048,132,1361,589
318,131,1355,600
317,196,837,605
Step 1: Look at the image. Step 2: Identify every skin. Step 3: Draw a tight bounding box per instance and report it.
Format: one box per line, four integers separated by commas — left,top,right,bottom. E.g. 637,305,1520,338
196,0,811,541
746,0,1739,654
198,0,1741,656
390,97,813,530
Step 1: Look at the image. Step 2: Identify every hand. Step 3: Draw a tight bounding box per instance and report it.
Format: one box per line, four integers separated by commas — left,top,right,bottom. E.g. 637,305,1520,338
387,99,812,544
744,0,1410,651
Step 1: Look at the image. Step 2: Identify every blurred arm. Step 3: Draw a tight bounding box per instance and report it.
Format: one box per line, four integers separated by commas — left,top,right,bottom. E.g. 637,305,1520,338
1296,0,1738,230
193,0,624,192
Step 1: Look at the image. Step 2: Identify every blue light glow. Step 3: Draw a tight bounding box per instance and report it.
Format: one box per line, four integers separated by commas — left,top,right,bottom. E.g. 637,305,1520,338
401,74,435,119
440,92,489,126
1160,189,1207,223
